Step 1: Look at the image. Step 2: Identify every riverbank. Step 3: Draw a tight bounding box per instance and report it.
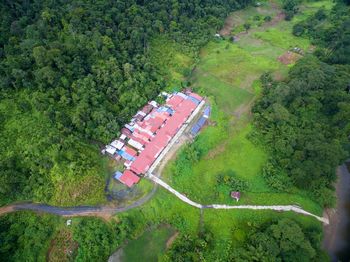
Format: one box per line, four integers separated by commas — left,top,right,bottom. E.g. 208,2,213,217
323,162,350,261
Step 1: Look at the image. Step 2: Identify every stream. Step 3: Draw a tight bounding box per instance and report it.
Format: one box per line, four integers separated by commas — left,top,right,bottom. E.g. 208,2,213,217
323,162,350,261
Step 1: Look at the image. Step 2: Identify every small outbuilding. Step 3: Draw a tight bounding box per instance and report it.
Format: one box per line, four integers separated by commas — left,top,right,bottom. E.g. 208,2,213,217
231,191,241,202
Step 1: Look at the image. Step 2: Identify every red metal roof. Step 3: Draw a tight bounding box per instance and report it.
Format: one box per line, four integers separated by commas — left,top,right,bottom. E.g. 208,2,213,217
121,128,132,137
148,117,164,133
120,170,140,187
130,154,153,174
175,99,197,114
133,129,152,142
129,92,202,175
188,92,203,101
143,144,163,160
162,114,183,136
154,111,170,121
129,135,146,146
124,146,137,157
142,104,153,114
167,95,183,108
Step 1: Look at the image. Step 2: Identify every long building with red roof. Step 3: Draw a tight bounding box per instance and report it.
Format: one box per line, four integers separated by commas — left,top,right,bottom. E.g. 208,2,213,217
130,92,203,175
109,91,204,187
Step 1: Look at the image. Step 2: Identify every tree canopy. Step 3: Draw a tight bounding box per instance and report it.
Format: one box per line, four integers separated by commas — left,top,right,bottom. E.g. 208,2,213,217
0,0,252,206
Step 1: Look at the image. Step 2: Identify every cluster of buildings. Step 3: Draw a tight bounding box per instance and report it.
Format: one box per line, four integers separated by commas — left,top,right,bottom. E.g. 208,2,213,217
104,91,207,187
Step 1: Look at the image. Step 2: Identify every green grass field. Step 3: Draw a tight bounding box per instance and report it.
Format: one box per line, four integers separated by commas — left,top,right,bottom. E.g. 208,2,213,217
121,226,175,262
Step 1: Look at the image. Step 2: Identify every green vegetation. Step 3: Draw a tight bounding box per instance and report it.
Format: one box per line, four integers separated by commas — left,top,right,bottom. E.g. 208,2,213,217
1,0,349,261
121,226,175,262
254,27,310,50
149,36,195,88
164,217,325,261
72,217,130,261
229,1,279,34
0,212,58,261
252,1,350,207
0,0,253,206
0,212,133,262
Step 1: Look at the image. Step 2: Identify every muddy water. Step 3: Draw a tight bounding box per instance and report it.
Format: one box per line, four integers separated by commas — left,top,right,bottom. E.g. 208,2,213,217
323,163,350,261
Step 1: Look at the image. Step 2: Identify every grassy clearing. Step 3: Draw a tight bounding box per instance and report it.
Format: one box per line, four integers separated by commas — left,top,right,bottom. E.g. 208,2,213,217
229,1,280,34
116,0,330,257
160,0,323,213
121,226,175,262
194,72,253,113
203,207,323,243
254,27,310,50
164,124,267,200
295,0,335,22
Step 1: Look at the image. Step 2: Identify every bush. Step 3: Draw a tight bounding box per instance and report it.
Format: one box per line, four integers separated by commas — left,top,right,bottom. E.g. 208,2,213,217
262,162,293,191
293,23,305,36
264,15,272,22
216,170,249,192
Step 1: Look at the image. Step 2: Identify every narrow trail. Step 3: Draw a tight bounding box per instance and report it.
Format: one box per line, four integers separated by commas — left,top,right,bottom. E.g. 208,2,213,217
146,174,329,224
0,174,329,224
0,184,158,218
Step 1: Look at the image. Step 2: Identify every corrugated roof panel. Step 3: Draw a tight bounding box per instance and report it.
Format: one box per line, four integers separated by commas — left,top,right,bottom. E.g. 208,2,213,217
188,92,203,101
203,106,211,117
120,170,140,187
191,124,202,135
187,96,200,105
114,171,123,180
166,95,183,108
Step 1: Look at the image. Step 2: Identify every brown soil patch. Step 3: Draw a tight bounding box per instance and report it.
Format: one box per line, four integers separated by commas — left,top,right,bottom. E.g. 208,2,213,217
64,212,113,221
166,232,179,249
0,205,15,216
47,229,78,262
278,51,302,65
219,15,235,36
205,141,228,160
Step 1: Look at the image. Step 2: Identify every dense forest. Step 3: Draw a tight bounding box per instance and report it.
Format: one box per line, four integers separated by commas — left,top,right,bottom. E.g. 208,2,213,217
0,212,133,261
1,0,350,261
252,1,350,206
0,0,252,206
165,218,326,261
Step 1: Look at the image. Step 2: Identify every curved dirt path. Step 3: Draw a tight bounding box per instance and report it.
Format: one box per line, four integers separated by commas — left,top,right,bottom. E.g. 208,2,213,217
0,184,158,218
0,175,328,224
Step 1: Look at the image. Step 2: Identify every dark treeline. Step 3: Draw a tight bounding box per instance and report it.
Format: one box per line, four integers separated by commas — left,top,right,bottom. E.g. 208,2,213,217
252,1,350,206
164,218,325,261
0,0,252,205
0,0,251,142
0,212,132,261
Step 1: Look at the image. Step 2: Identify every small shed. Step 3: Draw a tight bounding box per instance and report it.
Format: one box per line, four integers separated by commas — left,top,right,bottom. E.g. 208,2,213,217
105,145,117,155
203,106,211,118
231,191,241,202
111,140,124,150
190,116,207,136
114,171,123,180
149,101,158,108
121,128,132,137
142,104,154,114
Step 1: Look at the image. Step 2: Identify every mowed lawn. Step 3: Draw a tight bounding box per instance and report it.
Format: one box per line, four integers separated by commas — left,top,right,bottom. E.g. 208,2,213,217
121,226,175,262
